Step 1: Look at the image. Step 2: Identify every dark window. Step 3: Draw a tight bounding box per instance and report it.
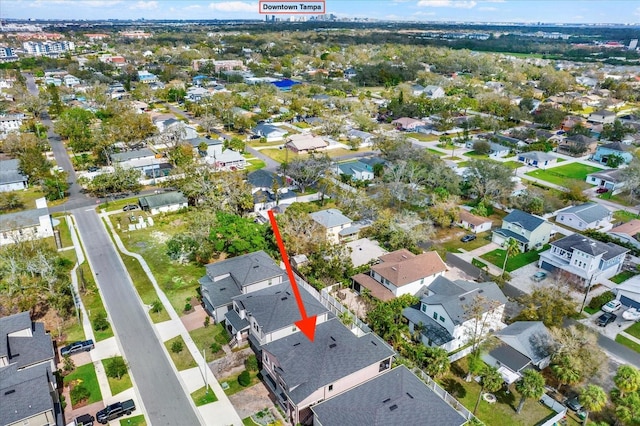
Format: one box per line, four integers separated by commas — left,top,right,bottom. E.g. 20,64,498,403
328,384,333,391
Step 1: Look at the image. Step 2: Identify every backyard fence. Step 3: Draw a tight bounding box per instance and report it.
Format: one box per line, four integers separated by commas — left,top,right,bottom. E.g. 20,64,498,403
412,368,477,422
446,252,490,282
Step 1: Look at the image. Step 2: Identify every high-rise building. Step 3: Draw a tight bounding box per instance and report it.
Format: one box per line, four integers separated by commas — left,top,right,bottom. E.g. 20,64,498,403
629,39,638,50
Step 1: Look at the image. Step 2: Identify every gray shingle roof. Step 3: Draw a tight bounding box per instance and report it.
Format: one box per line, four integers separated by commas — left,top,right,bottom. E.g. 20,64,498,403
247,169,283,189
110,148,155,162
518,151,556,162
494,321,555,366
600,142,630,152
588,168,625,183
139,191,187,209
224,309,250,332
233,282,327,334
0,364,56,426
0,208,49,233
311,365,466,426
310,209,352,228
187,136,222,148
0,312,55,370
0,169,28,185
200,274,241,309
493,228,530,244
402,306,454,346
204,250,284,287
488,343,532,373
560,203,610,224
502,209,546,232
262,318,395,404
552,233,628,260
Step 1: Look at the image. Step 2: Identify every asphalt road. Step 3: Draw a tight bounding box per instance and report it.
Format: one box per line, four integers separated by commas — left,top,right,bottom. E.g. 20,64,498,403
73,208,202,426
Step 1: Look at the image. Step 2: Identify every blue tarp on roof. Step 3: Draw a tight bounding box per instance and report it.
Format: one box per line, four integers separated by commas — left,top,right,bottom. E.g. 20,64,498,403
271,79,300,90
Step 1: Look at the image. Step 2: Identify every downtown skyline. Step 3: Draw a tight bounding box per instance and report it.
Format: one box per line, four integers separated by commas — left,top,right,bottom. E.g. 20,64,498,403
1,0,640,25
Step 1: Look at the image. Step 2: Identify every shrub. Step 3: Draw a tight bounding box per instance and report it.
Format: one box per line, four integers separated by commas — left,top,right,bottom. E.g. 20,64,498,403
204,316,210,328
70,384,90,405
210,342,222,353
245,355,258,372
93,312,109,331
151,300,163,313
184,302,192,312
171,340,184,353
238,370,251,387
104,357,128,380
588,291,615,311
62,355,75,373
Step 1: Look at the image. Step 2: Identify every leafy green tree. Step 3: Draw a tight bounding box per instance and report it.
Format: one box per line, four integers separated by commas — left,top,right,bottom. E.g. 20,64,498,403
550,355,581,392
209,212,272,258
516,284,578,327
422,346,450,379
463,159,515,204
579,384,607,426
615,391,640,426
0,192,24,211
46,83,63,117
366,295,418,346
238,370,251,387
533,105,566,129
515,370,545,414
614,365,640,399
280,154,331,193
54,107,94,152
474,365,503,414
601,119,634,142
472,140,491,155
104,357,128,380
85,166,142,197
18,145,50,184
607,153,626,168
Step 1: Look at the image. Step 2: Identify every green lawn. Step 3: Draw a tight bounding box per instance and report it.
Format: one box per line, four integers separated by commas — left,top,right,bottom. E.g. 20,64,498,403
610,270,638,284
427,148,445,156
502,161,524,170
245,159,266,172
243,417,258,426
600,191,639,207
406,132,438,142
625,322,640,340
164,336,197,371
457,161,470,167
119,254,171,323
481,245,550,272
525,163,604,187
188,324,228,362
111,212,206,312
77,262,114,342
463,150,489,159
119,415,146,426
191,385,218,406
472,258,488,269
64,363,103,407
443,156,463,161
54,216,74,248
438,231,493,253
61,317,86,345
616,334,640,353
613,210,640,223
103,356,133,396
220,369,261,396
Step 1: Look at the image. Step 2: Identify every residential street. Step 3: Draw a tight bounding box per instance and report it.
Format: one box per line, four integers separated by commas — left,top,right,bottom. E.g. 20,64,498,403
73,208,203,426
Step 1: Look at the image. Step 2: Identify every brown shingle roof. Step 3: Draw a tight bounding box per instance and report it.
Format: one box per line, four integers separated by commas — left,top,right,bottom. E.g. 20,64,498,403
378,248,415,263
458,209,492,227
611,219,640,237
352,273,395,302
372,251,447,287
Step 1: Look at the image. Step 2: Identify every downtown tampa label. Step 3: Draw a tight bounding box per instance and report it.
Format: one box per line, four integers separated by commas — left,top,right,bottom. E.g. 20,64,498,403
259,1,326,14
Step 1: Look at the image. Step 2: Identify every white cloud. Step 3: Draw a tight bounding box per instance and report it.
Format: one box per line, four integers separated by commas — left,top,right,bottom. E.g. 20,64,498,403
479,6,497,11
417,0,477,9
208,1,256,13
30,0,122,6
129,1,158,10
184,4,202,10
635,7,640,17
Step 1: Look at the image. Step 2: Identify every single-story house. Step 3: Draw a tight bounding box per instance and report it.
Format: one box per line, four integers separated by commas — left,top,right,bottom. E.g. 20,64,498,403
588,110,616,125
334,160,374,182
252,123,288,142
615,277,640,309
609,219,640,249
586,169,628,194
592,142,634,165
0,159,28,192
285,134,328,154
391,117,425,131
185,86,210,102
346,129,375,147
517,151,557,169
483,321,555,384
458,209,492,234
556,203,612,231
0,199,53,246
138,191,188,215
488,142,511,158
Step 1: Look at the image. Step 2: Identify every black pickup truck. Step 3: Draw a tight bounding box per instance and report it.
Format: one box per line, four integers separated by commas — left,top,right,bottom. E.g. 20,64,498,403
60,340,94,356
96,399,136,424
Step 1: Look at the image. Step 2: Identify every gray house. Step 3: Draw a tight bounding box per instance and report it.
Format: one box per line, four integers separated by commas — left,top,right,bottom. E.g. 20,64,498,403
311,365,466,426
138,191,188,215
556,202,612,231
200,251,285,323
483,321,555,384
492,209,553,252
517,151,557,169
0,159,28,192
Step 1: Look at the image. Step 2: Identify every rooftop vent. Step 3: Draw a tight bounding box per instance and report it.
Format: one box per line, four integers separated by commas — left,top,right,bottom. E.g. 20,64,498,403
371,340,378,346
253,265,259,269
330,336,336,341
383,398,391,403
4,390,15,395
220,287,226,291
391,267,397,271
293,342,301,346
406,392,414,399
401,254,407,259
389,404,398,411
329,343,337,349
460,296,466,301
478,289,484,293
281,297,288,301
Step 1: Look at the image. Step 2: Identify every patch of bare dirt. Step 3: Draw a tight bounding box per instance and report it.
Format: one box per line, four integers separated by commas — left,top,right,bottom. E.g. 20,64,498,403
150,231,170,244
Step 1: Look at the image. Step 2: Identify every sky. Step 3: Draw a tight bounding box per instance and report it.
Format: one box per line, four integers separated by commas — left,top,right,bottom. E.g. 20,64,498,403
1,0,640,24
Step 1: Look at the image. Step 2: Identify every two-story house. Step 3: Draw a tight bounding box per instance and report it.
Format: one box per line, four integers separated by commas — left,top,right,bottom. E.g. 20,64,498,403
261,318,395,425
403,276,507,353
351,249,447,302
588,110,616,125
492,209,553,252
246,169,296,212
225,282,330,349
187,136,247,171
482,321,555,385
0,311,62,426
311,365,467,426
538,233,628,284
555,202,612,231
592,142,634,165
310,209,359,244
200,251,285,323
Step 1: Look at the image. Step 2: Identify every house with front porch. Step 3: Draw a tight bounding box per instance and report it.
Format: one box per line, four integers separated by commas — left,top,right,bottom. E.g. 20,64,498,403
555,202,612,231
200,251,285,323
261,318,395,425
351,249,447,302
517,151,557,169
310,209,358,244
492,209,553,252
402,276,507,353
225,282,329,349
537,233,628,284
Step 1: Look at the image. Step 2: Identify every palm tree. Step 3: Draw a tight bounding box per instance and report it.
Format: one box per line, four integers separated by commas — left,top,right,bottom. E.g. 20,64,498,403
473,365,504,414
614,365,640,398
502,237,521,276
515,370,545,414
422,346,450,379
551,355,581,392
579,384,607,426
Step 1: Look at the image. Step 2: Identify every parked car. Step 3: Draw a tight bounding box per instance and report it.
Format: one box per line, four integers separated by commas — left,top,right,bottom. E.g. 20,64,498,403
123,204,139,211
460,234,477,243
60,339,94,356
602,300,622,313
73,413,95,426
596,187,609,194
96,399,136,424
566,396,583,412
87,166,100,173
531,271,547,282
596,312,617,327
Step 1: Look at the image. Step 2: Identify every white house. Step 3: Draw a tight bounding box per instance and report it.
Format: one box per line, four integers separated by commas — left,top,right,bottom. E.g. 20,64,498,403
609,220,640,249
555,203,613,231
0,114,24,134
458,209,492,234
588,110,616,124
517,151,557,169
586,169,628,195
538,233,628,284
0,198,53,246
403,276,507,352
0,159,28,192
334,160,374,182
63,74,81,88
352,249,447,301
138,191,188,215
615,277,640,309
310,209,358,244
185,86,210,102
252,123,288,142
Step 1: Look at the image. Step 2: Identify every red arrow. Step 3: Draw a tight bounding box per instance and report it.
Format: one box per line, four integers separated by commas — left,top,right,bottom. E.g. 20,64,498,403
268,209,317,342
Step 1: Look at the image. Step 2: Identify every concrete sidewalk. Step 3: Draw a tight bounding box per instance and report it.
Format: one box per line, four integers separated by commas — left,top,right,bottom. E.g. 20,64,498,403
101,211,243,426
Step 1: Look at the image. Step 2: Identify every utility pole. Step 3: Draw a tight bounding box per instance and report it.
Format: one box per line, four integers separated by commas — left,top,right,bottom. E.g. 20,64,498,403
580,275,595,313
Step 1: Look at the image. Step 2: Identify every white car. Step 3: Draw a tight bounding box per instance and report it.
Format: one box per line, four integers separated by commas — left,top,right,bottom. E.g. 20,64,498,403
602,300,622,313
622,308,640,321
